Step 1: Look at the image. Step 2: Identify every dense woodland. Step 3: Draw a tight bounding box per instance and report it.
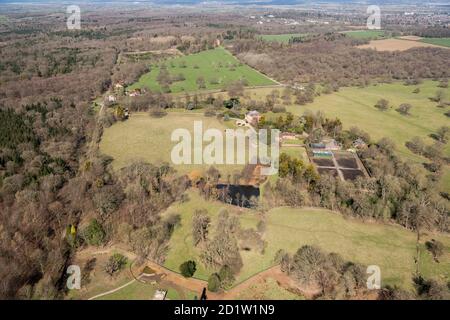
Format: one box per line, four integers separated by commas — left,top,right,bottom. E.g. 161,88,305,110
0,6,449,300
232,37,450,89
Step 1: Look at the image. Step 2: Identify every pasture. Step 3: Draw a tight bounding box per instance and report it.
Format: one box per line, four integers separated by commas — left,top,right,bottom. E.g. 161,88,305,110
128,47,275,93
163,192,450,290
286,80,450,193
94,280,197,300
99,112,248,177
235,278,304,300
280,146,309,163
342,30,387,40
208,82,449,192
95,281,156,300
287,81,450,161
419,37,450,48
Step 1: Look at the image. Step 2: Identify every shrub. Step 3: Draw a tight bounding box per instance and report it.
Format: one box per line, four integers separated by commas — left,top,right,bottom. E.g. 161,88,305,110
179,260,197,278
83,219,106,246
430,90,445,103
405,136,425,155
173,73,185,81
435,126,449,143
437,79,448,88
185,101,196,110
374,99,389,111
396,103,412,115
207,273,221,292
414,276,450,300
149,108,168,118
209,77,219,85
161,85,171,93
256,220,266,233
192,209,210,246
218,265,234,289
204,109,216,117
196,76,206,89
105,253,128,276
425,239,444,262
272,106,286,113
273,249,287,264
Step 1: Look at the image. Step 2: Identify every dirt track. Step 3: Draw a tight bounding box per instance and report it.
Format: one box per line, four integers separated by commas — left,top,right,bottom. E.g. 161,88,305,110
141,260,316,300
77,245,310,300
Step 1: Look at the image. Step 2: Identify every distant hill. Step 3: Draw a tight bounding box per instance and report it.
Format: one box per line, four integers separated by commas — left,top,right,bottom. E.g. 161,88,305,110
0,0,445,5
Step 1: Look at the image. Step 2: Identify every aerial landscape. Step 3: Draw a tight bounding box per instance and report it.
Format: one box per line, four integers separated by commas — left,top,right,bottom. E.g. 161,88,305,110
0,0,449,304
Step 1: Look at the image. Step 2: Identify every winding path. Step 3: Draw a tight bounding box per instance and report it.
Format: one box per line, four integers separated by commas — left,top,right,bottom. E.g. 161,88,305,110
83,246,302,300
88,276,142,300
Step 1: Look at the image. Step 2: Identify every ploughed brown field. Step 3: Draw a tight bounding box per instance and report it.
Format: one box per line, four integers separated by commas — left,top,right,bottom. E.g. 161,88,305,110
341,169,365,181
312,158,334,167
317,168,338,177
336,157,358,169
357,38,446,51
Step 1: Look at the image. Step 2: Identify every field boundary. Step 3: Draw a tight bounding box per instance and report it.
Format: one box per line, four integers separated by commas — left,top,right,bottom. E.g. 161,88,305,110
88,276,142,300
223,47,283,86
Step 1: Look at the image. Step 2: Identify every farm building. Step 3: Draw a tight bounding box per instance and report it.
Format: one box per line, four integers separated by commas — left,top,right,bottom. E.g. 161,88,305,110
310,138,340,151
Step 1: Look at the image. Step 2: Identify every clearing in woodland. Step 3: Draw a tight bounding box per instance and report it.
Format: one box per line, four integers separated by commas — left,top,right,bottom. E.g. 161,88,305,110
99,112,247,177
128,47,275,93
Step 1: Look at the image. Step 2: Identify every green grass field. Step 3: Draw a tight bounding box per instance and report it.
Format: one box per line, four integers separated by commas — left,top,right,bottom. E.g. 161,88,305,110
420,37,450,48
94,279,198,300
280,146,309,163
343,30,387,40
440,170,450,193
128,47,275,93
236,278,304,300
95,281,156,300
260,33,307,43
99,112,247,177
163,192,450,290
287,81,450,160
